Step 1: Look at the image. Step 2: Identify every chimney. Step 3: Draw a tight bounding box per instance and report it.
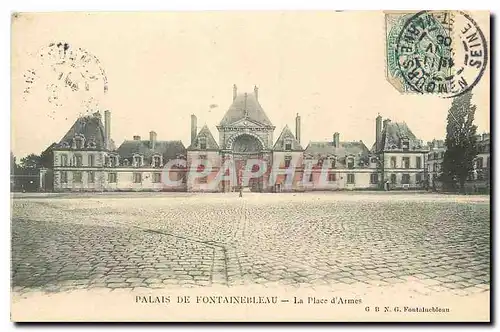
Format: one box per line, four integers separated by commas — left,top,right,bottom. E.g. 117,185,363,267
233,84,237,101
295,113,301,143
375,114,382,152
383,118,391,129
191,114,197,145
254,85,259,101
133,135,141,141
333,132,340,148
104,110,111,150
149,131,157,150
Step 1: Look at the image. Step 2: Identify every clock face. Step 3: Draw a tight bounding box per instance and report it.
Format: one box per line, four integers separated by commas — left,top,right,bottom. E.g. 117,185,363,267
243,121,248,126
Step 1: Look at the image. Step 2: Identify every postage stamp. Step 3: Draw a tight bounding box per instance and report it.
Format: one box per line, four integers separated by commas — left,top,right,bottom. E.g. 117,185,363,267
385,10,488,97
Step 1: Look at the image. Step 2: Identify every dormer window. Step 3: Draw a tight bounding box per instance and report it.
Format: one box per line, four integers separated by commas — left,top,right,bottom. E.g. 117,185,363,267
347,157,355,169
123,159,130,166
133,155,143,167
73,135,85,149
104,155,110,167
330,157,336,169
199,137,207,150
111,156,119,167
284,139,292,151
402,138,409,151
87,140,97,149
152,155,162,168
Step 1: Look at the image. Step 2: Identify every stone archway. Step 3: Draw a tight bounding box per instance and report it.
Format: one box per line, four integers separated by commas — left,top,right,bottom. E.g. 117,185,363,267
224,133,267,192
225,132,266,152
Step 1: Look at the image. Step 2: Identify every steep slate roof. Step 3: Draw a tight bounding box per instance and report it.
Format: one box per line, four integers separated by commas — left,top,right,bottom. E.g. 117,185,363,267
273,125,304,151
381,121,421,150
305,141,370,158
219,93,273,126
57,112,106,149
187,125,220,150
116,140,186,161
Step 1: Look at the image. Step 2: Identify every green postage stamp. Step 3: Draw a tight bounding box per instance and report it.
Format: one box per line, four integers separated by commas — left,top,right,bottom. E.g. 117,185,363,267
385,10,488,97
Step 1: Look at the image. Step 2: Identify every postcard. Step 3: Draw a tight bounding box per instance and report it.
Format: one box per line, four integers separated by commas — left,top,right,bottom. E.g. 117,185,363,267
10,10,490,322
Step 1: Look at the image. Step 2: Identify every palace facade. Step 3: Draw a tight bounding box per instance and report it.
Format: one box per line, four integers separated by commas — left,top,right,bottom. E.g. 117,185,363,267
41,85,433,192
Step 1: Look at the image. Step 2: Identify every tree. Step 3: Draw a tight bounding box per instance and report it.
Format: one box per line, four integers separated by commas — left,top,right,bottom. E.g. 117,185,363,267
442,91,479,192
19,153,42,170
10,152,17,174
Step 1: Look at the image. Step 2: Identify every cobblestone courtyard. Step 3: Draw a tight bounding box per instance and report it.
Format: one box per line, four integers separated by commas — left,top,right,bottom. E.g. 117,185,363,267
11,192,490,297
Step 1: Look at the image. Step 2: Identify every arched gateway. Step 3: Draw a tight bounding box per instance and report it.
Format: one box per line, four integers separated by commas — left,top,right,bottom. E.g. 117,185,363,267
217,88,275,192
186,84,303,193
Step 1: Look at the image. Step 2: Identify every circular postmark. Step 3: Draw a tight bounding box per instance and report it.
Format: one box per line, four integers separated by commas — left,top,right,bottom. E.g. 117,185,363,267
395,11,487,97
22,42,108,118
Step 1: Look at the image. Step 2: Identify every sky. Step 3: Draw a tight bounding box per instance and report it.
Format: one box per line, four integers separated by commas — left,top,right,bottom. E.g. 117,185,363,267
11,11,490,158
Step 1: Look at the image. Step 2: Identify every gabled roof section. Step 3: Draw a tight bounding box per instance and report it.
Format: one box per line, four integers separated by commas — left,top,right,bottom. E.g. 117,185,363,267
116,140,186,161
219,93,273,127
273,125,304,151
57,112,106,149
187,125,220,151
304,141,370,165
381,121,423,151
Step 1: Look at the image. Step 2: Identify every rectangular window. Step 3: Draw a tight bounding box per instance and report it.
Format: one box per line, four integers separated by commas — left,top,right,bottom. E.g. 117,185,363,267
347,173,355,184
285,142,292,151
199,176,208,184
402,174,410,184
133,172,142,183
433,163,437,172
88,154,95,167
416,156,421,169
61,171,68,183
402,140,409,151
134,156,142,167
73,171,82,183
328,173,336,182
88,171,95,183
61,154,68,166
331,159,336,168
108,172,117,183
284,156,292,168
416,173,422,183
74,155,83,167
309,173,314,183
390,174,397,184
402,157,410,169
153,156,161,168
476,157,484,169
370,173,378,184
347,158,354,169
153,172,161,183
390,156,397,168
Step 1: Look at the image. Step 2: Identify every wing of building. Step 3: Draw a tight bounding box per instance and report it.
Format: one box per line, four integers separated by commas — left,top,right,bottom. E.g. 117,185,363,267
40,84,474,193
